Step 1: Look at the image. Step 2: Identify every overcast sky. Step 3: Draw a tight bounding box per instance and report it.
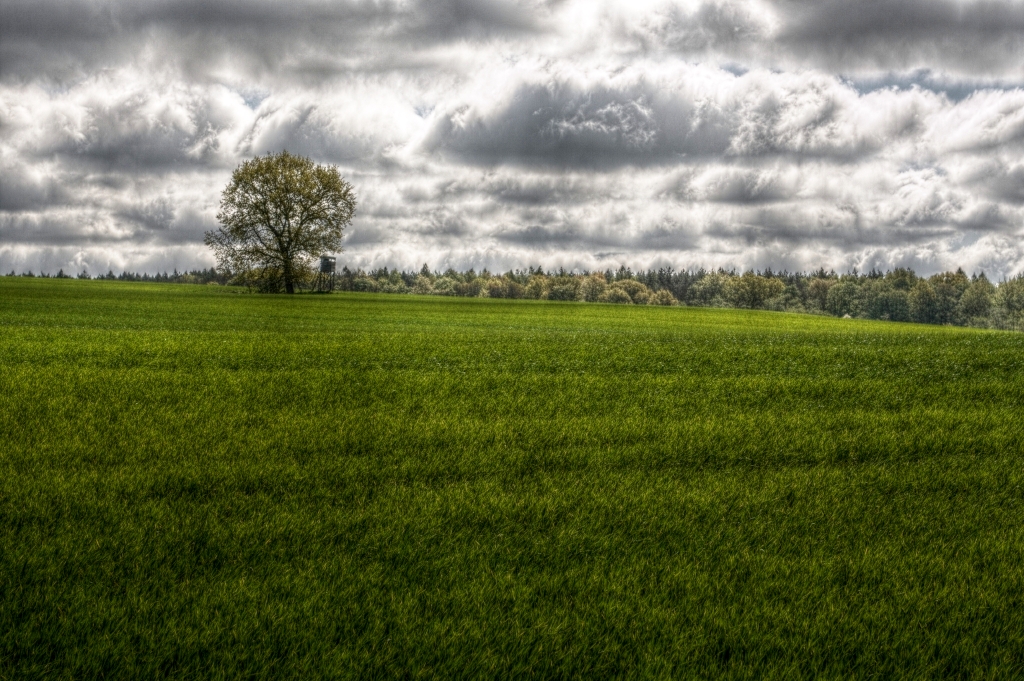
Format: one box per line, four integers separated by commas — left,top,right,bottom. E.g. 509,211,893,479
2,0,1024,276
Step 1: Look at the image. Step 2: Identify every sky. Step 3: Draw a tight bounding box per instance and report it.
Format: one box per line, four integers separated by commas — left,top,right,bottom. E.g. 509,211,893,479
2,0,1024,277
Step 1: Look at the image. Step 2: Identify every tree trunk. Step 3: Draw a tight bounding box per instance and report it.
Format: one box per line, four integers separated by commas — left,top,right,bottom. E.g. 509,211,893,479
283,259,294,294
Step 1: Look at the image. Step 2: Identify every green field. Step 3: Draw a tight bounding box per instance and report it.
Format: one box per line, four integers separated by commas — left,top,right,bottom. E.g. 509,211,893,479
3,278,1024,679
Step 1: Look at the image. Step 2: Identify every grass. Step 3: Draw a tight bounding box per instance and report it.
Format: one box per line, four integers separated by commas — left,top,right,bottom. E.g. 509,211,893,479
2,277,1024,679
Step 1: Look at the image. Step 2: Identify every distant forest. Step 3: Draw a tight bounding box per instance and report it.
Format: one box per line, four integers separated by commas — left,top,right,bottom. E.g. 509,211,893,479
8,264,1024,331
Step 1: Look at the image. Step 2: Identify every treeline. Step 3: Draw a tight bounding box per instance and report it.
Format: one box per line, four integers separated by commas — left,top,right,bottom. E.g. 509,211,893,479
333,264,1024,331
8,264,1024,331
6,268,231,285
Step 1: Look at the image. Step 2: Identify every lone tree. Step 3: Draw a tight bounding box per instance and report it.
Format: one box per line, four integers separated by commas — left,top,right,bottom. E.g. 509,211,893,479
205,151,356,293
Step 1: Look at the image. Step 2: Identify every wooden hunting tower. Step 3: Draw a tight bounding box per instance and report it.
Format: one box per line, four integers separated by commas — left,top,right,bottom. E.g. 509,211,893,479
313,255,336,293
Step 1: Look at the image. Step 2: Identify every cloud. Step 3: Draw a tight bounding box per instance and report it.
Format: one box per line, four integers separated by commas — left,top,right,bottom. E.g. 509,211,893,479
0,0,553,84
419,64,961,167
777,0,1024,73
0,159,73,211
674,166,798,204
621,0,777,54
984,163,1024,204
494,224,581,246
1,0,1023,278
600,0,1024,77
419,64,729,167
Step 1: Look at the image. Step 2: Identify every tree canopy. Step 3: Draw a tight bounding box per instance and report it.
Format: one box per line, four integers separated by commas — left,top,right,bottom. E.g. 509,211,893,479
205,151,356,293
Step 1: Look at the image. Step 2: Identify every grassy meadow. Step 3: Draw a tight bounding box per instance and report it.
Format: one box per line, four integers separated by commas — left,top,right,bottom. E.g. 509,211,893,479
2,277,1024,679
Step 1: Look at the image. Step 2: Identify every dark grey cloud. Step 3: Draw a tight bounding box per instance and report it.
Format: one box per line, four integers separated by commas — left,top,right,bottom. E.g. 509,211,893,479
401,174,604,205
0,199,214,246
421,77,727,167
39,104,217,170
634,219,701,250
0,0,544,40
0,169,73,211
703,205,953,250
0,0,550,83
990,165,1024,204
613,0,1024,77
116,197,175,233
777,0,1024,74
420,67,931,168
1,212,133,246
954,201,1017,231
661,167,797,204
491,218,700,251
479,175,599,205
780,0,1024,43
495,224,581,246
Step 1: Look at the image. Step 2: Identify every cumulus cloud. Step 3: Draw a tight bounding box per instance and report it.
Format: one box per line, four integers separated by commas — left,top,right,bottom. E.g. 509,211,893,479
1,0,1023,277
